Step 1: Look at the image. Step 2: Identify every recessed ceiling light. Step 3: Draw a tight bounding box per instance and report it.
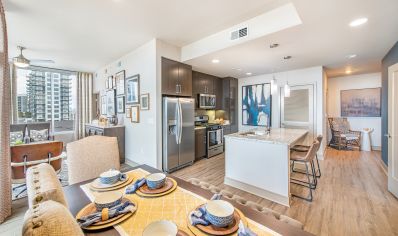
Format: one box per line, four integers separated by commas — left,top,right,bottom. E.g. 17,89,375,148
246,72,252,76
349,18,368,27
270,43,279,48
284,56,292,60
345,69,352,74
347,54,357,59
212,59,220,64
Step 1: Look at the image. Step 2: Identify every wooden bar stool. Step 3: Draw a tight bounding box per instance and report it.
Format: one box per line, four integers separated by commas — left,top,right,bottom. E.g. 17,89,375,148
291,135,323,178
290,140,320,202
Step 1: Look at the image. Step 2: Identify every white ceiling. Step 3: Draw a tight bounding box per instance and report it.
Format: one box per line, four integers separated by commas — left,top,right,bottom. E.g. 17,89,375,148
5,0,398,77
185,0,398,78
5,0,277,72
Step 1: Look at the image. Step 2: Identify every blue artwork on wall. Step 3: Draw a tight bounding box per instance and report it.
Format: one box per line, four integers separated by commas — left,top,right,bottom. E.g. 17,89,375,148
242,83,272,126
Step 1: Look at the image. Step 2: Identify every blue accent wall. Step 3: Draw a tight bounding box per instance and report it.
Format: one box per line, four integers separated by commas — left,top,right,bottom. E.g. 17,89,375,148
381,41,398,166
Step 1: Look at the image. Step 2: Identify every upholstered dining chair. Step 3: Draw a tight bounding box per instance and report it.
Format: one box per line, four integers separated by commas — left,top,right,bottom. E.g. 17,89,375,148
291,135,323,178
11,141,64,198
66,136,120,185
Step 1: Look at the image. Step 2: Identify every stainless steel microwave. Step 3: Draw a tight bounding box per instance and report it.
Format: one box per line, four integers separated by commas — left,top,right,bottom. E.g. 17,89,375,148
198,94,216,109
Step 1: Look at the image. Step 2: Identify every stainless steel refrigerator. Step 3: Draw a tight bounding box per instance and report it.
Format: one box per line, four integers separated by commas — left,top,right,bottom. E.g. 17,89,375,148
163,97,195,172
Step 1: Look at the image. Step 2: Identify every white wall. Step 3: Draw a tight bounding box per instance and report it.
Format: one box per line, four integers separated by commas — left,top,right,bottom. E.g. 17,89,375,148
327,73,382,148
93,39,180,169
238,66,327,157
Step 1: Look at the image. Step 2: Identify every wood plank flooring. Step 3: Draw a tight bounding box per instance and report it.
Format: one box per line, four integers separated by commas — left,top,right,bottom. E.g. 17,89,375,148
173,148,398,236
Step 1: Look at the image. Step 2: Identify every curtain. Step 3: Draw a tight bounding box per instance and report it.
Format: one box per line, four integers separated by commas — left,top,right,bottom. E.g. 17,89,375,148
0,0,11,223
74,72,93,139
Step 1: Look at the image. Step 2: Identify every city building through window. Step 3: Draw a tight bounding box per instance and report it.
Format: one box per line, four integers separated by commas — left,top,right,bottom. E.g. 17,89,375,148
15,66,77,133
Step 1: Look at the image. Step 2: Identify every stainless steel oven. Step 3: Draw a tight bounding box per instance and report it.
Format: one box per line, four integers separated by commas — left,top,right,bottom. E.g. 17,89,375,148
198,94,216,109
207,125,223,158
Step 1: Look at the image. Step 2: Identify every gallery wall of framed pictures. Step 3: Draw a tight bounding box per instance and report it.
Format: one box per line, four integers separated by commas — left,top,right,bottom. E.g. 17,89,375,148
101,71,151,124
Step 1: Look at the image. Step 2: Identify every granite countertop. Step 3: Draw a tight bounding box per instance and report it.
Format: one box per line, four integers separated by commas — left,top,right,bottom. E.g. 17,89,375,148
225,128,308,145
194,126,206,130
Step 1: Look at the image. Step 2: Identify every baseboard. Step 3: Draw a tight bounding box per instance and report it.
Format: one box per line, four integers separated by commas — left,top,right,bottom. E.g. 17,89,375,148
372,146,381,151
224,176,290,207
375,154,388,176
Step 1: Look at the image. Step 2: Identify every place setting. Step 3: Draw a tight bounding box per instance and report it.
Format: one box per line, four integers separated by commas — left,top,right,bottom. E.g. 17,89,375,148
143,220,191,236
187,194,257,236
75,191,138,230
89,169,134,192
125,172,178,197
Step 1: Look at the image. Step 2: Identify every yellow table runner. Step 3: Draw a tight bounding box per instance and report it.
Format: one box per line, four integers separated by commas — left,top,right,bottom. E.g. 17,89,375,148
80,168,280,236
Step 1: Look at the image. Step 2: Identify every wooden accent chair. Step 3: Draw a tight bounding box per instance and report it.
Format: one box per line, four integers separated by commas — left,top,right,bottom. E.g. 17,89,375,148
328,117,361,150
66,136,120,185
11,141,64,198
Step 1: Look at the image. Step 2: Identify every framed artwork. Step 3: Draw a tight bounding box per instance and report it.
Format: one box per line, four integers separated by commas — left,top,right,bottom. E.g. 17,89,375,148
101,95,107,115
340,88,381,117
131,105,140,123
140,93,150,110
107,76,114,89
125,74,140,105
106,89,116,116
115,70,125,95
116,96,125,114
126,107,131,118
242,83,272,126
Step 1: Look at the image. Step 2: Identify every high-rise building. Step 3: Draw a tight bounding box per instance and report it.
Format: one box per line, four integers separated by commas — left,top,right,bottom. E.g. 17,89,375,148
26,69,72,122
17,94,28,113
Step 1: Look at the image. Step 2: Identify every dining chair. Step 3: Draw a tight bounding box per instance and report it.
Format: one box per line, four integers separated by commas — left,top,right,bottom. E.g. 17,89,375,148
290,140,320,202
11,141,64,198
66,136,120,185
291,135,323,178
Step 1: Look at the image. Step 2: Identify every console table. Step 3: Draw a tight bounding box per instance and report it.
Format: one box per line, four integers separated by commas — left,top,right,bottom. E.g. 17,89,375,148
84,124,125,163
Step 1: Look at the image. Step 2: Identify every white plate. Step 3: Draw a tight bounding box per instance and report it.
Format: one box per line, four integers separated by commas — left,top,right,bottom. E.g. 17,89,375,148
143,220,178,236
91,176,129,189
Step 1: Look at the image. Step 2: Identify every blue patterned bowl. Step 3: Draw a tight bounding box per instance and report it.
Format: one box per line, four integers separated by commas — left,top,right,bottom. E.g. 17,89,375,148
145,173,166,189
99,170,121,185
205,200,234,228
94,192,123,211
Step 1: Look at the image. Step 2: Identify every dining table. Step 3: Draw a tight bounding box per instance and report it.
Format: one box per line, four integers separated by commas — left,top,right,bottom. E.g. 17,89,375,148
64,164,314,236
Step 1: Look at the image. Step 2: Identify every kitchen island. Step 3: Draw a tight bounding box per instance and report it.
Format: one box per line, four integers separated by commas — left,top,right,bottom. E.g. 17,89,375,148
224,128,308,206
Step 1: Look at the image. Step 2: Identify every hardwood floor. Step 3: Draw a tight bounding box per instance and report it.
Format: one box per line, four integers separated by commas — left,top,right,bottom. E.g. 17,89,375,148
173,148,398,236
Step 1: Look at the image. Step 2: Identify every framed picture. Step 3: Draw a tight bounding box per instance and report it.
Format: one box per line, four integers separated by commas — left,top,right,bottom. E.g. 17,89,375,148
116,96,125,114
340,88,381,117
126,107,131,118
242,83,272,126
125,74,140,105
140,93,150,110
107,76,114,89
101,95,107,115
115,70,125,95
131,105,140,123
106,89,116,116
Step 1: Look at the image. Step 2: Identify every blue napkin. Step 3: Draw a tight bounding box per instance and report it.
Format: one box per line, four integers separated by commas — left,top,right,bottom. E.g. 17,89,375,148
238,220,257,236
77,201,136,227
125,178,146,194
119,173,127,181
189,193,222,226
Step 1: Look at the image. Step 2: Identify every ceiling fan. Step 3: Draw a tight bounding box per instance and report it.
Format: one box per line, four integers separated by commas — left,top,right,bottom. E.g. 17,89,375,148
12,46,55,68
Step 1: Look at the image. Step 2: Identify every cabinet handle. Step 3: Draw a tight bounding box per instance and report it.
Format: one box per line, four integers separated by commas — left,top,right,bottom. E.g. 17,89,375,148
176,84,180,94
179,84,182,93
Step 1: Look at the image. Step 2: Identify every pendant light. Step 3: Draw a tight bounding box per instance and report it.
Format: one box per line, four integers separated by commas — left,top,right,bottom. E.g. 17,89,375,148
284,82,291,97
270,75,277,95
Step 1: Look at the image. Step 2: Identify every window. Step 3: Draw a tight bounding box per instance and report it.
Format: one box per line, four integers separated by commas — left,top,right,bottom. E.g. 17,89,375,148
15,67,77,133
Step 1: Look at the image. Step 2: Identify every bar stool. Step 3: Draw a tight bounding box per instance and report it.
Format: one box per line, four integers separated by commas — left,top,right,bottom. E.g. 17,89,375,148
291,135,323,178
290,140,320,202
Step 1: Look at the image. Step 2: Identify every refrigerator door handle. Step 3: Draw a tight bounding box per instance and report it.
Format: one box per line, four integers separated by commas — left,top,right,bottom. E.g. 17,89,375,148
178,100,183,144
175,101,180,144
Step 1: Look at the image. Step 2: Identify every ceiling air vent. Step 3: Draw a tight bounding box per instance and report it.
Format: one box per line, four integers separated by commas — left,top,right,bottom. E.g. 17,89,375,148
230,27,248,41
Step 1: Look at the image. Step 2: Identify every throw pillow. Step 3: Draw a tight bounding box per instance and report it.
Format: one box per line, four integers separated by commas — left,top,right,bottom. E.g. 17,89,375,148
10,131,23,145
30,129,49,142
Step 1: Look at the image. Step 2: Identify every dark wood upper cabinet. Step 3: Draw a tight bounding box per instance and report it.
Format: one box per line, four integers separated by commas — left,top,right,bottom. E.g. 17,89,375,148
193,71,215,95
213,77,223,110
221,77,238,133
161,57,192,97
